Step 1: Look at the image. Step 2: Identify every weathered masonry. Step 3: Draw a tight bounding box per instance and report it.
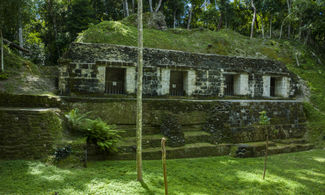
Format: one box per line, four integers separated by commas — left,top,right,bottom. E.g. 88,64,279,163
59,43,299,98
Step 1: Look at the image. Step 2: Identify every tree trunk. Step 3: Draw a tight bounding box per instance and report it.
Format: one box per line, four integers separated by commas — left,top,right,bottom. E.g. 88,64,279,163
261,14,265,39
298,20,302,41
0,29,4,72
304,29,310,45
18,16,24,50
250,0,256,39
218,13,223,30
132,0,135,14
155,0,162,13
269,15,272,39
263,128,269,180
173,10,177,29
295,52,300,67
149,0,153,12
123,0,129,17
287,0,291,38
187,7,192,30
136,0,143,182
3,39,30,53
279,20,285,39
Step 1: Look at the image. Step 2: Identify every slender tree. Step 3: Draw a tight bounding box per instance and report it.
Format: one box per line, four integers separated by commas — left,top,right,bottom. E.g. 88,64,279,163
155,0,163,12
250,0,256,39
187,6,192,30
123,0,129,17
287,0,291,38
136,0,144,182
149,0,153,12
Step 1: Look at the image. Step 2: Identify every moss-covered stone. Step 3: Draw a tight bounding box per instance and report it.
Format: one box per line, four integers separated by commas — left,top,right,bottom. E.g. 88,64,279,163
0,108,63,159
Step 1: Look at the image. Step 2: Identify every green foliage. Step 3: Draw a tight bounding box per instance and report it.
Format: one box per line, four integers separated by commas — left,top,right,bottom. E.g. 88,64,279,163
1,149,325,194
65,109,121,152
65,108,90,132
303,103,325,147
83,118,121,152
67,0,97,40
0,72,9,80
259,111,270,126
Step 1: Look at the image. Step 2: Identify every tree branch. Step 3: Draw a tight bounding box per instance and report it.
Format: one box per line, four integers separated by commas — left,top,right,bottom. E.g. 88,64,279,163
3,38,30,53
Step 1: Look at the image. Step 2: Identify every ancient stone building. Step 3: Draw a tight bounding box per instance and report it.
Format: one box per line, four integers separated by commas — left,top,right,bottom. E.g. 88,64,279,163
56,43,310,160
59,43,299,99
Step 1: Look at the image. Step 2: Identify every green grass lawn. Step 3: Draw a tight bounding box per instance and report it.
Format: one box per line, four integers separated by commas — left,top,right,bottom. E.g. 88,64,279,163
0,149,324,195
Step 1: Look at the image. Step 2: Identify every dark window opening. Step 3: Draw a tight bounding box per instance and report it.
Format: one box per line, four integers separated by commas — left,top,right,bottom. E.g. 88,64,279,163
105,68,125,94
170,71,185,96
270,77,276,97
224,75,234,96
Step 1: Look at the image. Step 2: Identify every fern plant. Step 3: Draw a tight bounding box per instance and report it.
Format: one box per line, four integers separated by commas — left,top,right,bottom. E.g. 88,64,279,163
84,118,121,152
65,109,122,167
65,109,90,132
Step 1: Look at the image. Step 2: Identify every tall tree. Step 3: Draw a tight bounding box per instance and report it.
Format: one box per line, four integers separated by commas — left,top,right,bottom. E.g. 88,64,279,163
155,0,163,12
136,0,144,182
287,0,292,38
123,0,130,17
250,0,256,39
187,5,193,30
215,0,230,30
149,0,153,12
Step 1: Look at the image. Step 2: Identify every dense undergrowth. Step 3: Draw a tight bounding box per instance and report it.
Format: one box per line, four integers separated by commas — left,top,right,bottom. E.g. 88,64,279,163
78,20,325,145
0,149,324,194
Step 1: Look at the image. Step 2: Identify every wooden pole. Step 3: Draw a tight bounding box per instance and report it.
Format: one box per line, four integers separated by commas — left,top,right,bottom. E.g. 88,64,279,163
136,0,143,182
263,127,268,180
161,137,168,195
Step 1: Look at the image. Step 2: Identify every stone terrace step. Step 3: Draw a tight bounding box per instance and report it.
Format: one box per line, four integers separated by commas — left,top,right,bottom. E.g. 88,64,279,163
116,125,161,137
117,131,211,152
108,143,232,160
272,138,307,145
234,140,313,158
116,124,205,137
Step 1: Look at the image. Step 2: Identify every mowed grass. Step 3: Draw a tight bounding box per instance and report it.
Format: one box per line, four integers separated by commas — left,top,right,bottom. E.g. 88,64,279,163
0,149,324,195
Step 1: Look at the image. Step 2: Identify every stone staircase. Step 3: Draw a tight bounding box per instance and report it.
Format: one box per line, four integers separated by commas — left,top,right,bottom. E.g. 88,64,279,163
92,125,314,160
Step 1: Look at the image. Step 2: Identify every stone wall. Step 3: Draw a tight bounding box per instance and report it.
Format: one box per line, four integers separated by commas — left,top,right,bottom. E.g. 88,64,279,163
59,43,300,98
0,108,62,159
63,97,306,143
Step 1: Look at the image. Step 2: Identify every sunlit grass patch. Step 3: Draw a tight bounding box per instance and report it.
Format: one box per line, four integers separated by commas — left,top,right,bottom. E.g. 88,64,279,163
0,150,324,194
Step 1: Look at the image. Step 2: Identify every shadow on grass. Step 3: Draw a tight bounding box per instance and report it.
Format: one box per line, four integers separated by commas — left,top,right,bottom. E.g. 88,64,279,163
0,150,324,194
140,180,155,195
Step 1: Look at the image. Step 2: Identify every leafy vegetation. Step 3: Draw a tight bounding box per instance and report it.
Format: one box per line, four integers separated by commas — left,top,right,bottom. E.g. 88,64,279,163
0,149,324,194
65,109,121,153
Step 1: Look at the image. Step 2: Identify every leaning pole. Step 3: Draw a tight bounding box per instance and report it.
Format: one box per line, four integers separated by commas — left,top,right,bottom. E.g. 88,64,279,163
136,0,143,182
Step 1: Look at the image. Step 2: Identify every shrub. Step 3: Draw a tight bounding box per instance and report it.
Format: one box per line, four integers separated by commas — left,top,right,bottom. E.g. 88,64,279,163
65,108,90,132
0,72,9,80
83,118,120,152
65,109,121,153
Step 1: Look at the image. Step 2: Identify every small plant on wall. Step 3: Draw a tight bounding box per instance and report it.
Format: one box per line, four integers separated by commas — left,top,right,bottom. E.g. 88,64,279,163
259,111,270,180
160,114,185,147
65,109,121,167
